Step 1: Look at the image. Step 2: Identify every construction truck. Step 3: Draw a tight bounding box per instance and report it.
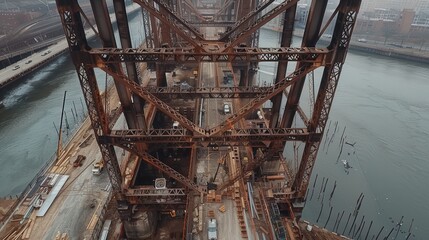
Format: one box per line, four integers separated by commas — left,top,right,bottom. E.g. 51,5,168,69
92,160,104,175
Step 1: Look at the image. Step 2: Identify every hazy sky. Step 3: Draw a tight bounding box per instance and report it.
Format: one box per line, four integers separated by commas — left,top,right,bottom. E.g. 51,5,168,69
361,0,429,12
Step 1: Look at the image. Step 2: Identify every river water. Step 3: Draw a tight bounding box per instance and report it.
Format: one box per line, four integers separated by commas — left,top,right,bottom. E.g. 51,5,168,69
259,29,429,239
0,13,428,239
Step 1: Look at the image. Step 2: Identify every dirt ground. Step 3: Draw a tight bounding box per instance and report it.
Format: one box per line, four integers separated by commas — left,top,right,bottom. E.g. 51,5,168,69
0,198,16,220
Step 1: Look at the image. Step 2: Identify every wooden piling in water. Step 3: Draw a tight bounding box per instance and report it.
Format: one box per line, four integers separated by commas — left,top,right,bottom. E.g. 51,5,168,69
365,220,373,240
342,212,352,235
324,206,333,228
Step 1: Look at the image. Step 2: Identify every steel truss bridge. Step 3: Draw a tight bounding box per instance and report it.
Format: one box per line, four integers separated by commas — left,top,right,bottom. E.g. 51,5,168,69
55,0,362,238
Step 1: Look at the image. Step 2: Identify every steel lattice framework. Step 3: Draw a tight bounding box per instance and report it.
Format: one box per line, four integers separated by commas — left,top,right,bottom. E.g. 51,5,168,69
55,0,362,238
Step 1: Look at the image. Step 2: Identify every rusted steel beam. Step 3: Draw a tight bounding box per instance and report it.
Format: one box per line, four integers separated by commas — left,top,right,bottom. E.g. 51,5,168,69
213,0,233,20
133,0,203,50
270,3,297,128
152,0,204,39
293,0,362,199
187,21,235,27
56,0,123,196
182,0,205,21
99,128,320,144
90,47,329,63
219,0,275,41
117,144,207,194
146,86,273,99
89,0,140,130
281,0,329,129
224,0,299,50
126,188,186,196
208,65,319,136
128,203,186,210
101,67,207,136
100,62,319,138
283,89,309,125
113,0,147,130
216,149,281,193
183,145,197,238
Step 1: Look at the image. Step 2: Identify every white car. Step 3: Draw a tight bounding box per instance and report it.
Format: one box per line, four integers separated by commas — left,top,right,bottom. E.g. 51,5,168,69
223,103,230,114
208,219,217,240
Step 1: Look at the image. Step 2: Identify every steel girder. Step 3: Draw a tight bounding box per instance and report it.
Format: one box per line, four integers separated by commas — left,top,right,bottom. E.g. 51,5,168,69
90,47,329,64
112,141,206,194
182,0,206,21
184,21,236,27
208,65,318,136
216,148,280,193
152,0,204,39
126,188,186,196
98,128,321,146
100,66,207,136
281,0,329,129
89,0,142,131
224,0,299,50
270,3,297,128
292,0,362,198
133,0,203,50
113,0,148,130
128,203,187,210
56,0,123,195
145,86,284,99
283,89,309,125
220,0,275,41
213,0,234,20
100,63,319,137
141,7,153,48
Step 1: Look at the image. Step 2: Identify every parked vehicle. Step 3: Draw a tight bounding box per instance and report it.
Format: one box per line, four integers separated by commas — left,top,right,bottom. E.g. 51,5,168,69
223,103,230,114
73,155,86,167
92,160,104,175
208,219,217,240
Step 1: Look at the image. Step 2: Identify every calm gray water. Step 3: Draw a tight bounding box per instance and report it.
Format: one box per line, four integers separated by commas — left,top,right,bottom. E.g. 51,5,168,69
0,16,427,239
258,29,429,239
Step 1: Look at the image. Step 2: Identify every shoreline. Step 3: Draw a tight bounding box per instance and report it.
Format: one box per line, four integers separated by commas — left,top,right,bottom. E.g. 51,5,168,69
263,26,429,64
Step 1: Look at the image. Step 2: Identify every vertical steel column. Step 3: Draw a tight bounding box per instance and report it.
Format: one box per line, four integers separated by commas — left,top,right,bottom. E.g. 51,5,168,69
89,0,139,130
168,0,179,47
236,0,256,87
280,0,329,128
141,8,153,48
55,0,123,194
113,0,147,130
269,4,297,128
160,8,172,45
227,1,234,21
149,0,160,47
252,0,261,48
293,0,362,198
239,68,249,86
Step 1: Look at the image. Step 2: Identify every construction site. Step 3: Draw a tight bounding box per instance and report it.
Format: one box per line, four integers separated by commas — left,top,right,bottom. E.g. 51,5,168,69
1,0,364,239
